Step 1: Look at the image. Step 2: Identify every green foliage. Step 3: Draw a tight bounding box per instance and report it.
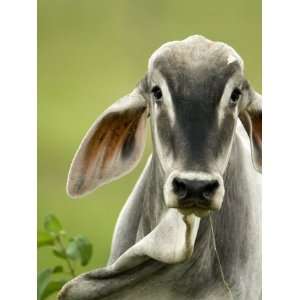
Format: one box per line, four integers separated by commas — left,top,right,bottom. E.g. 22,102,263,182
37,214,93,300
37,267,66,300
38,231,55,248
44,214,63,236
67,235,93,266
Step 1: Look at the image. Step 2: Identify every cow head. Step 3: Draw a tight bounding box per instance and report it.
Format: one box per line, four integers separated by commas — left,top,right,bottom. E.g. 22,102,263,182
67,35,261,218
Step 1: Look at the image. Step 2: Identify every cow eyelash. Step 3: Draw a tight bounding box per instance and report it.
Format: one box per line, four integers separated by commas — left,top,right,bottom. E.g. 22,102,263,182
230,88,242,104
151,85,163,102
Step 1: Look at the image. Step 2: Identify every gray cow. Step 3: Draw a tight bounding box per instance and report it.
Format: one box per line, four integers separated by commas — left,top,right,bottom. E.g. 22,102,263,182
59,35,262,300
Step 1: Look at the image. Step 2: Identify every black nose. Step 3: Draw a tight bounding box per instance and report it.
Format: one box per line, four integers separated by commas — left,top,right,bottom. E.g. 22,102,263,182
172,177,219,206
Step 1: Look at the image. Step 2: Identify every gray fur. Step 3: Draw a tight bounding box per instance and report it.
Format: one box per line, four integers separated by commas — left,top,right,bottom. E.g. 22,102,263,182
60,35,261,300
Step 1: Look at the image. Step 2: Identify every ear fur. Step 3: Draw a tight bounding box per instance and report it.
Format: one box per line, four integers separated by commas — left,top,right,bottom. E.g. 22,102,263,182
239,91,262,173
67,88,148,198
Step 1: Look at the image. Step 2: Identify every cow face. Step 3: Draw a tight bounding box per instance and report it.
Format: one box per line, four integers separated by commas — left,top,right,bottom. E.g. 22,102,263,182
67,35,261,219
142,36,261,216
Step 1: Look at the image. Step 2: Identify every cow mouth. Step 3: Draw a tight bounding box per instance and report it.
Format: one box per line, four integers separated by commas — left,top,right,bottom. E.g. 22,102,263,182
177,199,221,217
179,206,212,218
179,198,220,209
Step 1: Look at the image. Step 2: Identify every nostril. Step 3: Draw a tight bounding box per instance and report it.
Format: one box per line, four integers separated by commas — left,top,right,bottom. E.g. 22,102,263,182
201,180,219,200
171,177,220,203
208,180,219,191
202,191,212,201
172,177,188,200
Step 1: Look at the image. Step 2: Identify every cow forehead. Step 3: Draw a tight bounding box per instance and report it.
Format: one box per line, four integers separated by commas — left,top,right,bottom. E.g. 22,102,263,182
148,35,244,86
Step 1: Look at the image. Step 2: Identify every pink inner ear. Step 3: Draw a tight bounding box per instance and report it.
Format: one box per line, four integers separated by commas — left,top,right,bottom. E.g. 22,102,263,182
79,106,146,191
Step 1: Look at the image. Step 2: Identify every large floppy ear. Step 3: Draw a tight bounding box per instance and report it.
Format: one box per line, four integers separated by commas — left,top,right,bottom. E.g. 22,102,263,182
67,88,148,198
239,89,262,173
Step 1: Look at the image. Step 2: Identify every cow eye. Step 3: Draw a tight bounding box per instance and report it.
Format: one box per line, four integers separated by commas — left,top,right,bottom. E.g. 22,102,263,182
230,88,242,103
151,86,163,102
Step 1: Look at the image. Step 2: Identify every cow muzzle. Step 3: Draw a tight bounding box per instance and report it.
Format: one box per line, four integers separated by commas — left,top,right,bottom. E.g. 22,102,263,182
163,171,225,217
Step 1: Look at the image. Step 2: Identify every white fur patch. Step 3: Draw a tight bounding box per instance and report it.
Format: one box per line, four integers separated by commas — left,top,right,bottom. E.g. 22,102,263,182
149,70,176,173
223,45,244,71
218,77,237,127
227,54,237,65
150,69,176,127
236,120,251,155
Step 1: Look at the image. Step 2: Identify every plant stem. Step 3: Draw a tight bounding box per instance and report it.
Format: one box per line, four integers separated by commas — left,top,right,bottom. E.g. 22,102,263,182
56,235,76,277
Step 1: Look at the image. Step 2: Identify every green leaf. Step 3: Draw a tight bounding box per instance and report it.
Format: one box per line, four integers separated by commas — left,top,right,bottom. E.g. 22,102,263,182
66,240,80,260
37,231,55,248
53,265,63,273
68,235,93,266
44,214,63,236
37,268,53,300
52,248,67,259
42,280,67,300
37,267,66,300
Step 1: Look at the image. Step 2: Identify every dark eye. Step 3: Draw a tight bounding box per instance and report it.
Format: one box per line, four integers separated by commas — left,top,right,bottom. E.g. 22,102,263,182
151,85,163,101
230,88,242,103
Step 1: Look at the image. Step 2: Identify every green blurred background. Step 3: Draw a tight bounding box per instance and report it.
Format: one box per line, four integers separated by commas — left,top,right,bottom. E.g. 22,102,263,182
38,0,261,289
